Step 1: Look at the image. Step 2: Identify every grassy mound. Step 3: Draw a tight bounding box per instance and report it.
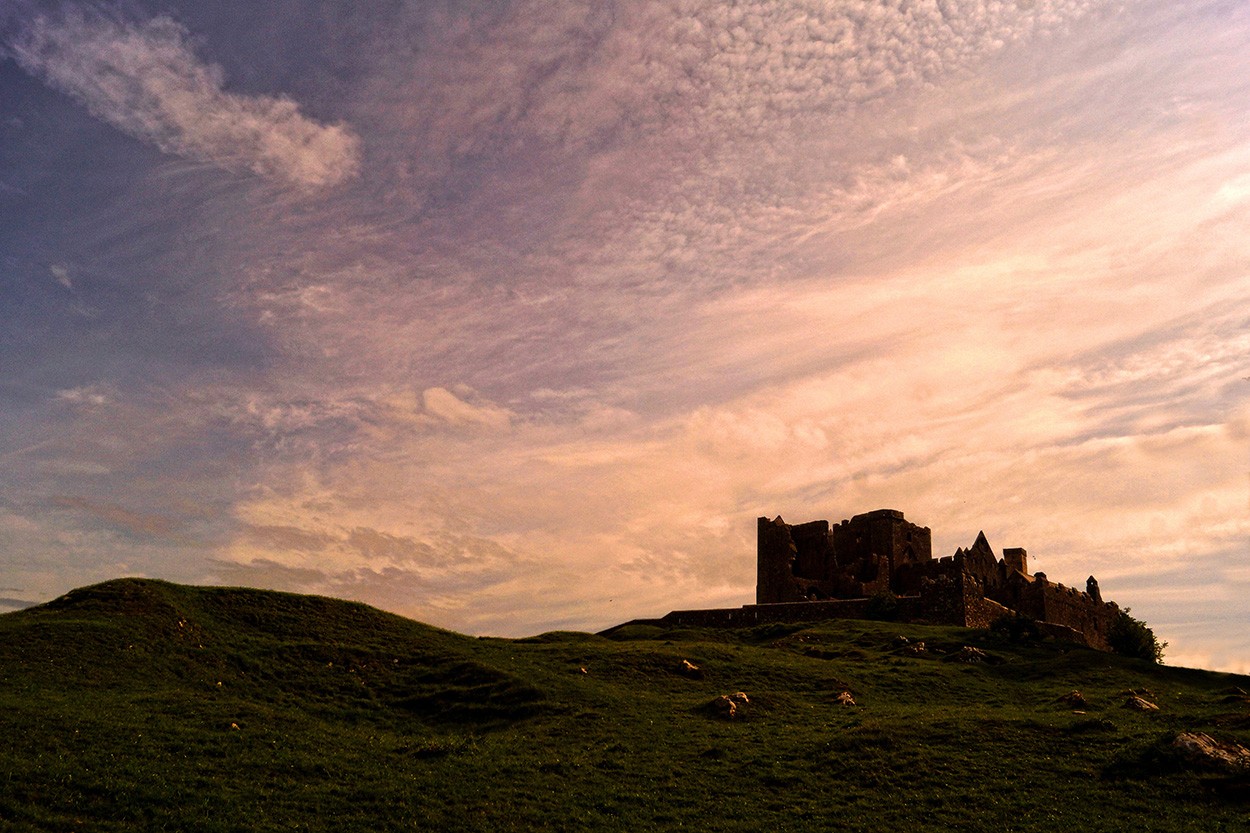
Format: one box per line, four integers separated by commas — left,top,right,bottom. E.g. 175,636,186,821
1,578,1247,831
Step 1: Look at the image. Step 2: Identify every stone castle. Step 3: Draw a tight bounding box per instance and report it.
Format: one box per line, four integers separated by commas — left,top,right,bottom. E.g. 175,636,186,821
612,509,1122,651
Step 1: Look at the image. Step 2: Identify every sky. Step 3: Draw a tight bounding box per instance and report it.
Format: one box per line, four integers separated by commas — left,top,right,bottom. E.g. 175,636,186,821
1,0,1247,671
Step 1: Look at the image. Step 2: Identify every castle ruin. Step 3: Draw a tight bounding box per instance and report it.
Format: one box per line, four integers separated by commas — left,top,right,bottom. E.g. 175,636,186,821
611,509,1121,651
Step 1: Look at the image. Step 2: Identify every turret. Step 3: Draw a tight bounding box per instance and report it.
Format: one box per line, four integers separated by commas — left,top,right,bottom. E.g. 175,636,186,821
1003,547,1028,576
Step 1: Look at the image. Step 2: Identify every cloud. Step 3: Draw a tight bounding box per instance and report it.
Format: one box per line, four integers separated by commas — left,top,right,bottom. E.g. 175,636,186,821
208,558,328,592
50,495,180,540
242,524,335,554
5,0,1250,668
6,7,360,188
55,385,110,407
358,0,1109,215
217,490,530,632
49,263,72,288
421,387,513,430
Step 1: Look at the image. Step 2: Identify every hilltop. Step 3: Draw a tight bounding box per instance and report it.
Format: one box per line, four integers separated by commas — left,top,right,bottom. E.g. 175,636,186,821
1,578,1247,832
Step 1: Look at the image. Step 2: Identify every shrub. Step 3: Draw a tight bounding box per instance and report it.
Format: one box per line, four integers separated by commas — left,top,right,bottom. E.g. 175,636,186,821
1108,608,1166,663
865,590,899,621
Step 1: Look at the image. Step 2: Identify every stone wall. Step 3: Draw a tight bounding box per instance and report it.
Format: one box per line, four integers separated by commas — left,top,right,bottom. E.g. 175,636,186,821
1037,581,1119,651
607,595,929,632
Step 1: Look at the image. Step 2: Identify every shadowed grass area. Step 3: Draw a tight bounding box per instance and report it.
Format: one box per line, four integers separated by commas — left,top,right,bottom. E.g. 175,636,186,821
1,578,1247,831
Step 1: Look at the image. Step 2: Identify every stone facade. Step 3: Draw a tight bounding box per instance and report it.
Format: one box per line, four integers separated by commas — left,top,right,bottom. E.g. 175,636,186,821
608,509,1122,651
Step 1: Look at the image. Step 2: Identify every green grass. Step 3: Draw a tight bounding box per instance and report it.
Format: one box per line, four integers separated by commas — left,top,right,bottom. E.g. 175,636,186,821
1,578,1246,831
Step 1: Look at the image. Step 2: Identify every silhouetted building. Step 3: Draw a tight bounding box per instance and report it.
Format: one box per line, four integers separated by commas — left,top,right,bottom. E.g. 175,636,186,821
610,509,1121,651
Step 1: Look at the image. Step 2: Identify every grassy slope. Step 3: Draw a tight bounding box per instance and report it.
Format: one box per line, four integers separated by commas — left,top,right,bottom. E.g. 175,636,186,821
0,578,1246,832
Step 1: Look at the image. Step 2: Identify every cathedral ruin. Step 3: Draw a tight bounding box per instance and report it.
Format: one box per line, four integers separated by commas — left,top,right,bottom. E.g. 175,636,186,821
613,509,1122,651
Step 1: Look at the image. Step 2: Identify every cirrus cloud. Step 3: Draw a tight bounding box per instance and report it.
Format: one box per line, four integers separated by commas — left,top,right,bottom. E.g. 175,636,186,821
5,6,360,188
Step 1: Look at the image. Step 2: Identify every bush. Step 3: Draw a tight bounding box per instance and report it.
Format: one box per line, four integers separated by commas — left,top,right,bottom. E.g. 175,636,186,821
865,590,899,621
1108,608,1166,663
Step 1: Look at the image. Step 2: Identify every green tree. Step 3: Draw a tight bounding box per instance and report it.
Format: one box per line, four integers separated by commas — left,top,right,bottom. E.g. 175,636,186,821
1108,607,1166,663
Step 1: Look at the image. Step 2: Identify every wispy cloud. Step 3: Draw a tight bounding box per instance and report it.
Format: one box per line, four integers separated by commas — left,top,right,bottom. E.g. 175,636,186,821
421,387,513,431
50,495,181,540
49,263,72,288
3,0,1249,669
55,385,111,407
6,7,360,188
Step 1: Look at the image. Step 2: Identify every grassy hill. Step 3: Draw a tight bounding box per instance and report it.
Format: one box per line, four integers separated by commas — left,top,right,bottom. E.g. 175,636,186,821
1,578,1246,831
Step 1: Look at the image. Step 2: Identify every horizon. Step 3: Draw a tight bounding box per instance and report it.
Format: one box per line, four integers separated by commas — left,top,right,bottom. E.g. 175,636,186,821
1,1,1247,673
